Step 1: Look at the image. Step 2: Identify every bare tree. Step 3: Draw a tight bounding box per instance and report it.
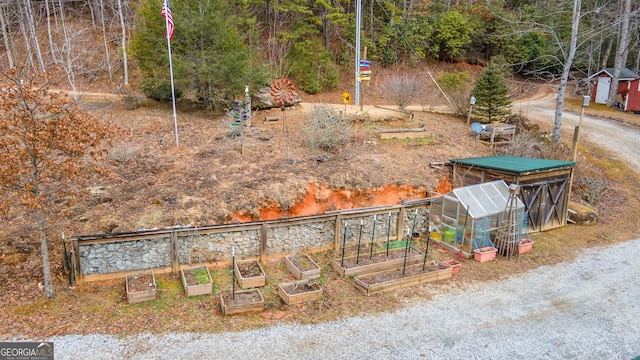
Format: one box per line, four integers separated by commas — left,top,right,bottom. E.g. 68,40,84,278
0,69,117,299
99,0,113,80
607,0,632,107
553,0,581,143
23,0,45,71
116,0,128,85
44,0,58,63
0,5,14,69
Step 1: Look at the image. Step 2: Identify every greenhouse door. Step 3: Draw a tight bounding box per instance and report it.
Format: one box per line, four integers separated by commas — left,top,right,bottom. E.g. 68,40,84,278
519,179,570,232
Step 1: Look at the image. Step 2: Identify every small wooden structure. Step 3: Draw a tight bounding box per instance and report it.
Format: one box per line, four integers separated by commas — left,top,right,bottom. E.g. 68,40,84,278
589,67,640,111
449,156,576,233
478,123,516,147
352,261,452,296
376,128,432,140
277,280,323,305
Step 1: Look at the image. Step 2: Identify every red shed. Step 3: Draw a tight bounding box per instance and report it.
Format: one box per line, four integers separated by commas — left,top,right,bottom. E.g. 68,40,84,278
623,78,640,113
589,67,640,112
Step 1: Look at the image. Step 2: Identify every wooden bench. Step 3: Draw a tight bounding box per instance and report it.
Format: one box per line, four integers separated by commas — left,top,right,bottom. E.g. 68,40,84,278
264,116,279,123
479,123,516,147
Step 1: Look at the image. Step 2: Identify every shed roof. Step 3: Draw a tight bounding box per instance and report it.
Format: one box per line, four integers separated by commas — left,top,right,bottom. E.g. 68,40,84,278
588,68,640,81
445,180,525,219
449,156,575,174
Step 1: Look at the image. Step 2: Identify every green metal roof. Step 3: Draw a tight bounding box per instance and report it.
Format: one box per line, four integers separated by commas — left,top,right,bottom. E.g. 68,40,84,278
449,156,576,174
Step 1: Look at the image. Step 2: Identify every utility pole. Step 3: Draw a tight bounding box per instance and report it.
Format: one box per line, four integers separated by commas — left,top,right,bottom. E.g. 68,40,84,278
354,0,362,107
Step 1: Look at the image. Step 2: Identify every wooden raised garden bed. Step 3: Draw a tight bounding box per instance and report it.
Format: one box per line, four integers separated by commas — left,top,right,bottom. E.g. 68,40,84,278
352,261,452,296
181,265,213,297
376,127,432,140
234,259,266,289
220,288,265,316
125,271,157,304
331,247,424,278
277,280,323,305
285,254,321,280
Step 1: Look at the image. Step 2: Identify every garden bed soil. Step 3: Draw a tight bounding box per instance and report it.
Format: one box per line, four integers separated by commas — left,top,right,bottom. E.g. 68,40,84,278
352,261,452,296
220,289,265,316
277,280,323,305
234,259,266,289
331,247,424,278
125,271,157,304
285,254,321,280
181,265,213,297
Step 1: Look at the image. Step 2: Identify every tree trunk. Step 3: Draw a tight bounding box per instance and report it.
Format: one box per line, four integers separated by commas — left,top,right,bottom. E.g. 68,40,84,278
99,0,113,81
36,208,55,299
44,0,58,63
18,5,36,72
600,33,614,69
0,5,14,69
117,0,128,85
24,0,46,71
607,0,632,107
553,0,581,143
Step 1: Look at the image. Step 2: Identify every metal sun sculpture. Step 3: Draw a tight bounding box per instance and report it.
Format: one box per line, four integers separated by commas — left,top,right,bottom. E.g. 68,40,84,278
270,78,297,106
341,92,352,105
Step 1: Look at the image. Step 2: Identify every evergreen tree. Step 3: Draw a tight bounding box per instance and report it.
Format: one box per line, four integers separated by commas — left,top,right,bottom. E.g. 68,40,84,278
470,64,512,124
131,0,263,111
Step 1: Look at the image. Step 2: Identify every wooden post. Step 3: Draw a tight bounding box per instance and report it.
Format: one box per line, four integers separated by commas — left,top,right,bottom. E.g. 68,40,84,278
396,208,405,241
171,231,179,273
334,215,342,252
260,223,268,262
72,239,82,285
361,47,367,112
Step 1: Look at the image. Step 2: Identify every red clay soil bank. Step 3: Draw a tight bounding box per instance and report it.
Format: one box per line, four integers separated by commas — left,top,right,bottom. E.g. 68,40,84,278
231,183,428,222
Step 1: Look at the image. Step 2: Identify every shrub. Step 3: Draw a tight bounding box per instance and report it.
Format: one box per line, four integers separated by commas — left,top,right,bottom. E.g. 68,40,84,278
437,71,471,115
379,73,424,110
303,105,351,151
573,161,608,205
142,78,182,102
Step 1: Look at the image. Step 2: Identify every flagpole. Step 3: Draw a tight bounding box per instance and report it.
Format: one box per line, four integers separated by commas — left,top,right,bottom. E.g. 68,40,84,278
164,0,179,147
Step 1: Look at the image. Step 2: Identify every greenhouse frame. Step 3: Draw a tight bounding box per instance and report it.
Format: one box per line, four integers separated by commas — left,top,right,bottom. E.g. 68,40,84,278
430,180,526,257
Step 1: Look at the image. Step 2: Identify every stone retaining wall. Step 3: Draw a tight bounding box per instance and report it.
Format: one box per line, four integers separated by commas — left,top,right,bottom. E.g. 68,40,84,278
80,238,172,275
74,203,432,278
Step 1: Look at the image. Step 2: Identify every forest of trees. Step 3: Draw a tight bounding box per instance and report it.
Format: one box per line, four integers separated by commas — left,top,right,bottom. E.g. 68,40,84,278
0,0,638,111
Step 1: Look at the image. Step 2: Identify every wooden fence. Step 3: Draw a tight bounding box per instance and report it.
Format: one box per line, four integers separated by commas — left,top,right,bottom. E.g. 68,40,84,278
71,200,434,283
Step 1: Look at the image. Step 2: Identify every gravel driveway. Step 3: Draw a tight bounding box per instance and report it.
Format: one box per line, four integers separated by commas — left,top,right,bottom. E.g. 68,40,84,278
50,238,640,359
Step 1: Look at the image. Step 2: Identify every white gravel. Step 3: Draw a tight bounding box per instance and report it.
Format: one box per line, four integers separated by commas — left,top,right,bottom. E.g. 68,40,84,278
49,238,640,359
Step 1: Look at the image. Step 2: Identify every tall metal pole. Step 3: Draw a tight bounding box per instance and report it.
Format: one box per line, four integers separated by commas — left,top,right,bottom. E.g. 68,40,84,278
354,0,362,107
163,0,179,146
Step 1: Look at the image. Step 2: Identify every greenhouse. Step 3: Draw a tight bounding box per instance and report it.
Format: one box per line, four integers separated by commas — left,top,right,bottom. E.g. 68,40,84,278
430,180,527,257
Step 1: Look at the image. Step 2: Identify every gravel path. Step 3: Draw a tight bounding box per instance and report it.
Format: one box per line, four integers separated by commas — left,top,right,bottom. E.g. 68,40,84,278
514,95,640,172
50,238,640,359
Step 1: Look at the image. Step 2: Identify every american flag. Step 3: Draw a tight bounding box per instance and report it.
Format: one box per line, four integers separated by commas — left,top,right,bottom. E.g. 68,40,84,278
161,0,174,41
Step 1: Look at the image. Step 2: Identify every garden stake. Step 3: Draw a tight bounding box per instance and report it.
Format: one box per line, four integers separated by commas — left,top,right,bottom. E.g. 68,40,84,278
341,222,348,268
386,212,391,257
402,230,410,276
423,212,431,271
356,219,363,264
231,246,236,300
369,214,377,259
